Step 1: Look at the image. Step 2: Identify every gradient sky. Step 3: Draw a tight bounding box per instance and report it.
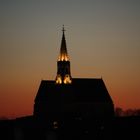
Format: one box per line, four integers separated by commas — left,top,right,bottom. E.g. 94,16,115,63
0,0,140,118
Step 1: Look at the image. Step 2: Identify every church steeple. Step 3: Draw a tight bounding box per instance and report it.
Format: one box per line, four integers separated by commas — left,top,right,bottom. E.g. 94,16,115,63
55,25,72,84
58,25,69,61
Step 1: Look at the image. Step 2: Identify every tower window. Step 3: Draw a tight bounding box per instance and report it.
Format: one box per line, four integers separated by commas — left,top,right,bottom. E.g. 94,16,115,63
63,75,72,84
53,121,58,129
58,54,69,61
56,75,62,84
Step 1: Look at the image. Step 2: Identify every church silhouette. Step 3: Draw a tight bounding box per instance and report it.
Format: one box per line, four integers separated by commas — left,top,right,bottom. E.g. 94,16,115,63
33,26,114,127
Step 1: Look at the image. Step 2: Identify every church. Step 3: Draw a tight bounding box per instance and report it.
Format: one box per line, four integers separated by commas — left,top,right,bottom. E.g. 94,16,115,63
33,26,114,125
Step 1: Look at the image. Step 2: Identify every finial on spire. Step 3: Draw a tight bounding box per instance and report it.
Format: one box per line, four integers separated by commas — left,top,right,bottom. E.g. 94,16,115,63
62,25,65,33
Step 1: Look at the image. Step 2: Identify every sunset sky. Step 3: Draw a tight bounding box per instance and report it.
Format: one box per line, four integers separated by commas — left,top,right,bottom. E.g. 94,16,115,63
0,0,140,118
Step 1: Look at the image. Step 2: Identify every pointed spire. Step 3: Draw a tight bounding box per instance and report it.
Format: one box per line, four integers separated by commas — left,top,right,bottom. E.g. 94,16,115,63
58,25,69,61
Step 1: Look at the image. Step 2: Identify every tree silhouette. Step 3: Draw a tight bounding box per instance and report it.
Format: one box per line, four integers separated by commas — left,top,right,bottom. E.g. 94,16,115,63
115,107,140,116
115,107,124,116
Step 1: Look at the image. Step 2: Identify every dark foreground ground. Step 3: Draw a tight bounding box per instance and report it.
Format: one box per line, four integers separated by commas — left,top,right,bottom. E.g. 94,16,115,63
0,116,140,140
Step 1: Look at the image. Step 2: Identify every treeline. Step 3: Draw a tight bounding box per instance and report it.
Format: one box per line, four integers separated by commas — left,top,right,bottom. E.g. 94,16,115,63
115,107,140,116
1,108,140,120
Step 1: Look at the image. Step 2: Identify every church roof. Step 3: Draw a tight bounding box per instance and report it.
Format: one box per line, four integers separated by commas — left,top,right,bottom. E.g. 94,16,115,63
35,78,113,104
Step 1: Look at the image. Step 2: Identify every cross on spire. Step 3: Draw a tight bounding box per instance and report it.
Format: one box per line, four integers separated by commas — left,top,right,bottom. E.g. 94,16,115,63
62,25,65,34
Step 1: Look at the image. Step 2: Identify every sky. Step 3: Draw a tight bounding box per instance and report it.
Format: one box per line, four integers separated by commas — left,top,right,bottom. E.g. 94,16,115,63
0,0,140,118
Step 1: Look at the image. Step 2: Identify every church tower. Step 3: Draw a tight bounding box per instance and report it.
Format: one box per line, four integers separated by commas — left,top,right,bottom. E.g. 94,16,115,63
55,25,72,84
